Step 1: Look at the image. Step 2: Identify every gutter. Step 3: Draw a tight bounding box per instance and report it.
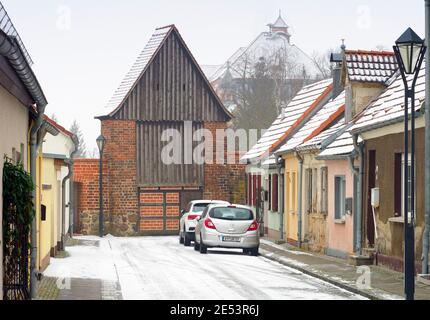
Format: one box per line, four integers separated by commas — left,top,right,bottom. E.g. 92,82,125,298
296,152,304,248
276,156,285,241
0,29,48,299
60,136,79,249
351,108,424,136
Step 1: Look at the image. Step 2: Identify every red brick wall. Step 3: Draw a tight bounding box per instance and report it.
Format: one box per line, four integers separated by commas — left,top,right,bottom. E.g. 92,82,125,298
203,122,246,204
101,120,138,235
73,158,109,235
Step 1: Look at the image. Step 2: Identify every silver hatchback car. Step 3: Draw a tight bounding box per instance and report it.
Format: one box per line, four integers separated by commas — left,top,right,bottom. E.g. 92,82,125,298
194,204,259,255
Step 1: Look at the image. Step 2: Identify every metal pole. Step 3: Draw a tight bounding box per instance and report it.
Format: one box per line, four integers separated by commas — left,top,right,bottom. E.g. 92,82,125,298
99,152,104,237
423,0,430,276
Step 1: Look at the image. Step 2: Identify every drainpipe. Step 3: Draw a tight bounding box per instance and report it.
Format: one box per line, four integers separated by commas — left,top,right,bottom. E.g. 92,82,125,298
423,0,430,275
65,138,78,240
296,152,304,247
352,134,364,255
348,154,360,253
68,142,78,238
0,29,48,299
277,156,285,241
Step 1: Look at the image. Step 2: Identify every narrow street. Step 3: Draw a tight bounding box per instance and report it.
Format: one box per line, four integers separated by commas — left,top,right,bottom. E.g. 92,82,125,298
43,236,365,300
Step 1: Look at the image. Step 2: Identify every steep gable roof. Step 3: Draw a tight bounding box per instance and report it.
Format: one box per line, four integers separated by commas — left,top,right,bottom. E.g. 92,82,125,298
97,25,232,120
242,78,333,162
277,91,345,154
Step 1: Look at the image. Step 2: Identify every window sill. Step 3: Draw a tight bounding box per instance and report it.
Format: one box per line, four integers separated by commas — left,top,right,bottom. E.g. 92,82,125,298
334,218,346,225
389,216,412,224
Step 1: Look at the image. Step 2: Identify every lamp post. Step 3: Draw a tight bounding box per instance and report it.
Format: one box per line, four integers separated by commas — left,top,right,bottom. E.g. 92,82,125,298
393,27,426,301
97,135,106,238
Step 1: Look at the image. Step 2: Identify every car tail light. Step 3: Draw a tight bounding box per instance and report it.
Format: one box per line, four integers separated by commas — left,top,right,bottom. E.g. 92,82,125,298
248,220,259,231
204,218,217,230
188,214,200,220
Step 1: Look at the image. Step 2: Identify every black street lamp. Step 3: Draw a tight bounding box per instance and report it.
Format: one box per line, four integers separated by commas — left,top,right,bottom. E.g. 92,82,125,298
97,134,106,238
393,27,426,301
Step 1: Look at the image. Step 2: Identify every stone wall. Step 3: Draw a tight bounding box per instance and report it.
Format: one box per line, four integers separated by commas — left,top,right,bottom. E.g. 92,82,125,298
73,159,108,235
203,122,246,204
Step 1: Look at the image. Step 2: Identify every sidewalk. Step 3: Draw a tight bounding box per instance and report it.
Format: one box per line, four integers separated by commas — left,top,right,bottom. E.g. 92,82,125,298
259,238,430,300
36,237,123,300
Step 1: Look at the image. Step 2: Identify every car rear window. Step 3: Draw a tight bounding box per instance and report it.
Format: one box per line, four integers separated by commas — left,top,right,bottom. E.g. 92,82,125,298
210,207,254,221
192,203,210,213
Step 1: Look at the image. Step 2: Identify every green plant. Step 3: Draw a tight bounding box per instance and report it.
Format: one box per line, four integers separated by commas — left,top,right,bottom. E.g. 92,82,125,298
2,159,34,262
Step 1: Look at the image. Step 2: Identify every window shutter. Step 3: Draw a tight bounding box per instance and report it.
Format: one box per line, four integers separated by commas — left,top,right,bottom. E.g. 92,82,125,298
321,167,328,214
272,174,278,212
305,169,311,213
247,174,251,206
268,174,272,211
252,175,257,206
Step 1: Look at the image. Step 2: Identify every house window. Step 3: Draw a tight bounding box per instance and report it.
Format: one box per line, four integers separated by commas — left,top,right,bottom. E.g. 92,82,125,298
394,153,402,217
401,153,414,217
320,167,328,214
272,174,278,212
335,175,346,220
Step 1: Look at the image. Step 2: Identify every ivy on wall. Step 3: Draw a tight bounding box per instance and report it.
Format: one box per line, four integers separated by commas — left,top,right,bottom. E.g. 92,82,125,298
2,160,34,248
2,158,34,300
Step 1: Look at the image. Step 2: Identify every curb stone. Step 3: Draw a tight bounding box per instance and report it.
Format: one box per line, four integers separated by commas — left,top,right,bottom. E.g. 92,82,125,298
259,248,381,300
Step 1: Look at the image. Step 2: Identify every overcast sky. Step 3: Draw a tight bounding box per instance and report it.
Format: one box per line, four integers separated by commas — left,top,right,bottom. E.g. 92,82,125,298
2,0,425,154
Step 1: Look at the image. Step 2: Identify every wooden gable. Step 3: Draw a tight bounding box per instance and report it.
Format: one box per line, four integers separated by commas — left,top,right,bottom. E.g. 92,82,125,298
106,26,231,122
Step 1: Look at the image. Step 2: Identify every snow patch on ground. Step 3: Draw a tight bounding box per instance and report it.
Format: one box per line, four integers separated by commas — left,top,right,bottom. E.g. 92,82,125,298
43,237,117,281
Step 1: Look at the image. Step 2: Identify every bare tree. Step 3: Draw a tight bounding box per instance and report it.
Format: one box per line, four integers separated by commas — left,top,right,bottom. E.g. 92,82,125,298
229,47,314,131
69,120,87,158
311,49,332,80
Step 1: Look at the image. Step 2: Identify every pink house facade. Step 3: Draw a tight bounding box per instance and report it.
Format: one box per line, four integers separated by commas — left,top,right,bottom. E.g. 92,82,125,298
325,159,355,258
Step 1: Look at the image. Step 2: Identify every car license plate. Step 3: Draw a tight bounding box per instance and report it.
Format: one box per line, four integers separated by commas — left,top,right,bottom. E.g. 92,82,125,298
221,236,240,242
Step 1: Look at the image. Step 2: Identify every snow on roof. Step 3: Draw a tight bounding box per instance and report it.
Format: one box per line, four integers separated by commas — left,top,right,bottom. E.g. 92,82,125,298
351,61,425,133
345,50,398,84
277,91,345,153
317,127,355,158
242,78,333,162
297,117,346,151
210,28,322,82
99,25,174,117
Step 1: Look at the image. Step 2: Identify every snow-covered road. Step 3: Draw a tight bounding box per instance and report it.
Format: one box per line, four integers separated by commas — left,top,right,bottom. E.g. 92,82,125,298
45,236,365,300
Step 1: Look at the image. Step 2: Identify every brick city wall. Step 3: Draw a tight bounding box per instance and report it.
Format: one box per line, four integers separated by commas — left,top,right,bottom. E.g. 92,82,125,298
73,158,109,235
203,122,246,204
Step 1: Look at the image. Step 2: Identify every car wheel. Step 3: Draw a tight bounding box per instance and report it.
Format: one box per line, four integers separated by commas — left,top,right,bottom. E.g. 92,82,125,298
184,232,191,247
194,239,200,251
250,247,259,256
199,234,207,254
179,231,184,244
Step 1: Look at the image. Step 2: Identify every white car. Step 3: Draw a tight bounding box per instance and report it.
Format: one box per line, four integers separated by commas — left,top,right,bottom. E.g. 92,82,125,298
179,200,230,246
194,204,260,255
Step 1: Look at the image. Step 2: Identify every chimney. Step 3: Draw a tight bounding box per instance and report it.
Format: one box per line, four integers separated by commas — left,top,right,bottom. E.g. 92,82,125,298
330,41,345,100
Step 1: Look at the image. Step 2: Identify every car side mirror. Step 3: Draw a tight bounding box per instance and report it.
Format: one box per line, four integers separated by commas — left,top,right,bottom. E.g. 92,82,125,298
180,209,186,216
